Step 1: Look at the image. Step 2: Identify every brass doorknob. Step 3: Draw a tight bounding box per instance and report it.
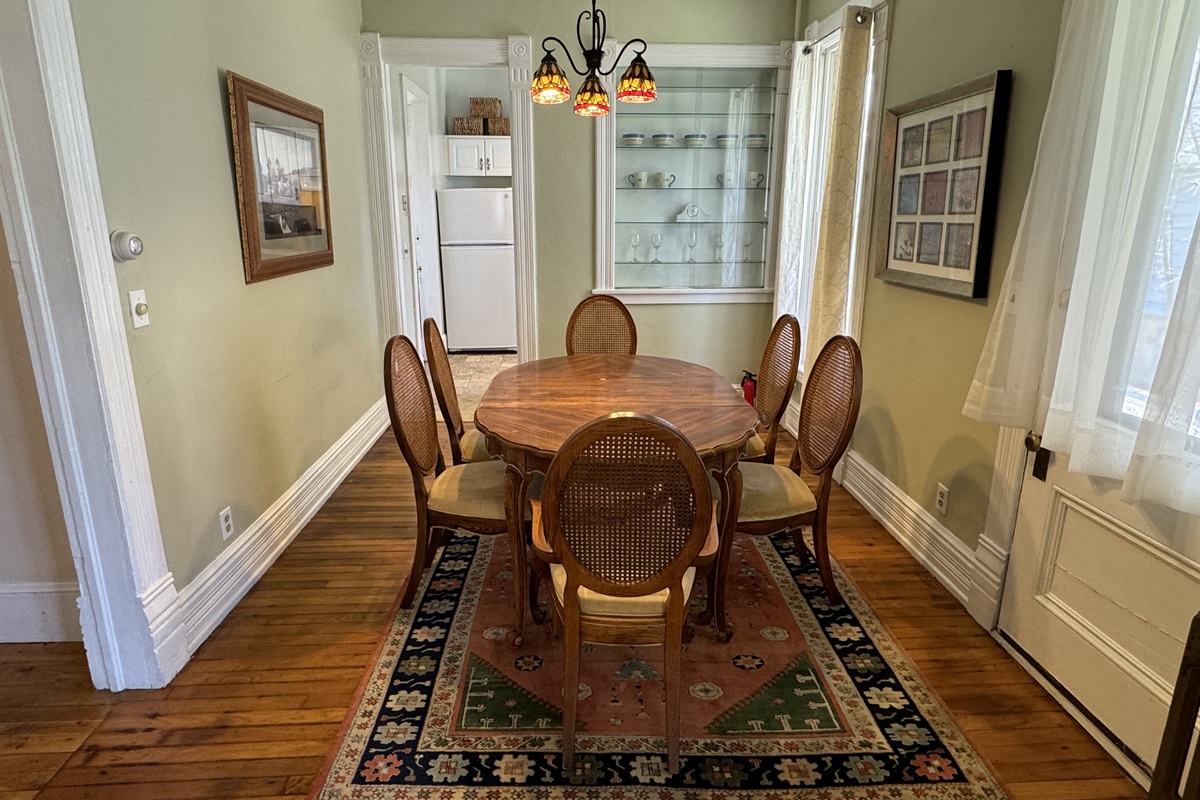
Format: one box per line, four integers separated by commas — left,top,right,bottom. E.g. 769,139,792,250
1024,431,1042,452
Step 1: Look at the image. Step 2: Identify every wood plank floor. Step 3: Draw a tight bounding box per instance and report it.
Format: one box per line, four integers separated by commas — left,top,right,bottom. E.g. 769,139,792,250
0,429,1147,800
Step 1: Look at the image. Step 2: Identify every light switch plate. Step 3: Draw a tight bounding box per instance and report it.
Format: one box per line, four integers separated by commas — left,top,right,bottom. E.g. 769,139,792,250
128,289,149,328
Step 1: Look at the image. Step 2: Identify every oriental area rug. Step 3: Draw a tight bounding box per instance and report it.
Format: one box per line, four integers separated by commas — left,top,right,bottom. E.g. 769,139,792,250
309,532,1008,799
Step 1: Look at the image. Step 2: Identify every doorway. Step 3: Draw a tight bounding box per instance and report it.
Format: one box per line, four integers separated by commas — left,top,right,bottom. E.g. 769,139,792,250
360,35,537,363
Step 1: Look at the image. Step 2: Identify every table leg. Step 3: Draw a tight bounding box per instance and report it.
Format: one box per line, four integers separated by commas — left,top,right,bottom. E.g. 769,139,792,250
504,464,529,648
706,462,742,643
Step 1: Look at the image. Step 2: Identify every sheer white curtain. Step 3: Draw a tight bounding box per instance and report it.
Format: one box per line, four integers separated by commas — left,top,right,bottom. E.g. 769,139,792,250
774,44,815,325
965,0,1200,515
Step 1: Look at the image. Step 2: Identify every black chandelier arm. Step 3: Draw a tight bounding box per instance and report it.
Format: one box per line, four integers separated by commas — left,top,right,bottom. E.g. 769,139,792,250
598,38,648,77
540,36,589,77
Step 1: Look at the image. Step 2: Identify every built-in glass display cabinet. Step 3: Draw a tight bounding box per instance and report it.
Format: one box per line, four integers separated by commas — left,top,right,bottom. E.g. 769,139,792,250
596,45,790,302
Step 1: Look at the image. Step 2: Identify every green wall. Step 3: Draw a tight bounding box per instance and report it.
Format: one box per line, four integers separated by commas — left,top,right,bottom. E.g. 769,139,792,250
808,0,1064,546
361,0,797,377
70,0,381,587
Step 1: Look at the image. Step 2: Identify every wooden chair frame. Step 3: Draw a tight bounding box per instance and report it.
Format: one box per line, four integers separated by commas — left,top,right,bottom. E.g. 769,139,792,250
565,294,637,356
744,314,801,464
423,317,474,466
531,413,713,774
384,335,508,608
717,335,862,609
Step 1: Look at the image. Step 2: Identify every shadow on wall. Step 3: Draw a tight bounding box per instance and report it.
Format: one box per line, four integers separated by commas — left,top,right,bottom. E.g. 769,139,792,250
930,433,993,542
851,386,907,490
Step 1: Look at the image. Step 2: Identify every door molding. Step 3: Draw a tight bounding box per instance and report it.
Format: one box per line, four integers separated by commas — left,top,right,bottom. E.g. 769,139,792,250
0,0,187,689
964,425,1027,627
359,34,538,361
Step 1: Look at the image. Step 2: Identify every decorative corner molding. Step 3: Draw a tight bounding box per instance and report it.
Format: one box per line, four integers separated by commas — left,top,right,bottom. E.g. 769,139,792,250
360,33,384,89
178,398,388,652
839,450,977,607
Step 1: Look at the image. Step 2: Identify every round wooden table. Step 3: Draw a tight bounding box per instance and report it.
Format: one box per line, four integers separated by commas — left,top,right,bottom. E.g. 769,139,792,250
474,354,758,646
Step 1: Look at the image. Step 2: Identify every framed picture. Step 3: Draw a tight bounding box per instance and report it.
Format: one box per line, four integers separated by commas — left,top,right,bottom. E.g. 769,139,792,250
226,72,333,283
871,71,1011,298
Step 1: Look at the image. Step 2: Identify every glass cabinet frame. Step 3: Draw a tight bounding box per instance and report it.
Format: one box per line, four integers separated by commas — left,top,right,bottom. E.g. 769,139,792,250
594,42,794,304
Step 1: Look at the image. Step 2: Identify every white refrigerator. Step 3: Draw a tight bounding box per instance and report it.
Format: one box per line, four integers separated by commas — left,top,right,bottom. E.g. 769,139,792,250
437,188,517,351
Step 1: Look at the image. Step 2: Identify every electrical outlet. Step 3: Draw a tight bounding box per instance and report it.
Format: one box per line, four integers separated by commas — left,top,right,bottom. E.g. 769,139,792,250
935,484,949,515
219,506,235,541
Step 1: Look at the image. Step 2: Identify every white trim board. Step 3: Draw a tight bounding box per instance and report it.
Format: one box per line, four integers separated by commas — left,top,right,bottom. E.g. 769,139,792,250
839,449,1005,625
178,398,388,652
0,582,81,643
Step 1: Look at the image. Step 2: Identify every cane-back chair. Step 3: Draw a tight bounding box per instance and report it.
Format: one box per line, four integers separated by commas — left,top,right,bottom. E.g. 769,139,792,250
385,335,510,608
565,294,637,356
423,318,493,465
741,314,801,464
721,335,862,610
530,413,716,775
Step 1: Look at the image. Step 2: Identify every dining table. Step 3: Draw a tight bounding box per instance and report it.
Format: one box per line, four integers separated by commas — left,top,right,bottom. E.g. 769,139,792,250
474,353,759,647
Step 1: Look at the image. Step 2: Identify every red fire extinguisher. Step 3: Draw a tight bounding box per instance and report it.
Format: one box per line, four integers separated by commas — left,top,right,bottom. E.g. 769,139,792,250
741,370,757,405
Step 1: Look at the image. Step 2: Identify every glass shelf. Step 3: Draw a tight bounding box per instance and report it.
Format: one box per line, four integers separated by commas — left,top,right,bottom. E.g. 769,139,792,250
609,62,779,294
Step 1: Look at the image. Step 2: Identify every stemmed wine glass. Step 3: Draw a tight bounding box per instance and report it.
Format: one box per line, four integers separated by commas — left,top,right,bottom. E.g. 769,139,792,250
630,233,641,263
742,232,753,262
650,233,663,263
714,233,725,263
686,228,698,263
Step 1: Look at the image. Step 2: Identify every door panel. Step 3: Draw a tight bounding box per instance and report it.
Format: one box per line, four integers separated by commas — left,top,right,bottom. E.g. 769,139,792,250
1000,455,1200,767
400,77,444,337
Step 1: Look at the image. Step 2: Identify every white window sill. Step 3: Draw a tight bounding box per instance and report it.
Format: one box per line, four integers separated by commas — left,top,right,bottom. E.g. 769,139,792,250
594,288,775,305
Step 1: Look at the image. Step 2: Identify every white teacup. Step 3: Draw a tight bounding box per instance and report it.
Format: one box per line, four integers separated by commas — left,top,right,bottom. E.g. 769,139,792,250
746,172,765,188
627,171,649,188
716,172,737,188
654,172,676,188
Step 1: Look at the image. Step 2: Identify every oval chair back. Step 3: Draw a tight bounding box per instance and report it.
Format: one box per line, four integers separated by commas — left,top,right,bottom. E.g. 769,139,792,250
752,314,801,462
565,294,637,356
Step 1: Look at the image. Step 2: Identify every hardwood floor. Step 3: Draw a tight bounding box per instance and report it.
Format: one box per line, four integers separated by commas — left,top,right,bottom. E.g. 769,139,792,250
0,430,1147,800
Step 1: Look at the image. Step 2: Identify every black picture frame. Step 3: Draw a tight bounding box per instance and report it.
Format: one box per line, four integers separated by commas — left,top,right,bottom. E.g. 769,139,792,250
871,70,1012,298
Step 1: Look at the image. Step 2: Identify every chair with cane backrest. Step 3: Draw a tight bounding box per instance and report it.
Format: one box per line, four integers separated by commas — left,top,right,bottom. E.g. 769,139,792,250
741,314,801,464
565,294,637,356
423,318,493,465
385,335,510,609
530,413,715,775
719,335,862,610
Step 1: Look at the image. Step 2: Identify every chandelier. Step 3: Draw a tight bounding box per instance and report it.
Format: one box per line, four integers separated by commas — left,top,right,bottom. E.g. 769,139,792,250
530,0,657,117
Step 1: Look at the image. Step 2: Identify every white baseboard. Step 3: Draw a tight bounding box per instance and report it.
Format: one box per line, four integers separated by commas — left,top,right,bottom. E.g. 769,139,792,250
839,450,1004,616
177,398,389,653
0,581,82,642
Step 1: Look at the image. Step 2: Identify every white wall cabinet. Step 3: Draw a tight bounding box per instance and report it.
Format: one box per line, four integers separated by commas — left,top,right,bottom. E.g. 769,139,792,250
444,136,511,177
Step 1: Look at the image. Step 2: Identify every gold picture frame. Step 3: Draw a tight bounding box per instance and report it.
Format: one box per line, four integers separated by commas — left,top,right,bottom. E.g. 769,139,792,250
226,72,333,283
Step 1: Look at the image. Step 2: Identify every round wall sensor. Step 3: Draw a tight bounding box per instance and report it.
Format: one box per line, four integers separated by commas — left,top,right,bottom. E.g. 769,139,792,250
110,231,144,262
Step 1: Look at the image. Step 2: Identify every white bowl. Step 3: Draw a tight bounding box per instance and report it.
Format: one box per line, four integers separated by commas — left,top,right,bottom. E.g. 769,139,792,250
715,134,738,148
622,133,646,147
683,134,707,148
745,134,767,148
652,133,676,147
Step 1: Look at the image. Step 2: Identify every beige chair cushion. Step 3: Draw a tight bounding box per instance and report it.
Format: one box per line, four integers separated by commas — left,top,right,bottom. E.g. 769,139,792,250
740,432,766,460
459,428,493,463
428,461,540,521
737,462,817,523
549,562,696,618
528,498,706,618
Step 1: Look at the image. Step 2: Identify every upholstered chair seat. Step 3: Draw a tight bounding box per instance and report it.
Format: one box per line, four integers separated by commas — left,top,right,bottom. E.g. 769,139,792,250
458,428,492,463
736,462,818,523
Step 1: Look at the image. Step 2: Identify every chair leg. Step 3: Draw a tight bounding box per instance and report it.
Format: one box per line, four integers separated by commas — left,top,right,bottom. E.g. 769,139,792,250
664,610,684,774
400,516,430,609
790,528,812,562
425,527,447,568
561,607,581,775
812,518,842,606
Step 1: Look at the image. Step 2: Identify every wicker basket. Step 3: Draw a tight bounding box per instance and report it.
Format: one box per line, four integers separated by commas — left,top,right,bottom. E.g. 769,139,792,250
484,117,511,136
452,116,484,136
469,97,502,118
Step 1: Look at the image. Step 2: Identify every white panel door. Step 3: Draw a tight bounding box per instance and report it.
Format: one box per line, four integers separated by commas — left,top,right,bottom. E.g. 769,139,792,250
445,137,485,176
400,77,444,337
485,137,512,176
1000,453,1199,768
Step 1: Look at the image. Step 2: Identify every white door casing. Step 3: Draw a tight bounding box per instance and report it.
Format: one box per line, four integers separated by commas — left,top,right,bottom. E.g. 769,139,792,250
0,0,188,689
399,77,445,342
361,35,537,362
